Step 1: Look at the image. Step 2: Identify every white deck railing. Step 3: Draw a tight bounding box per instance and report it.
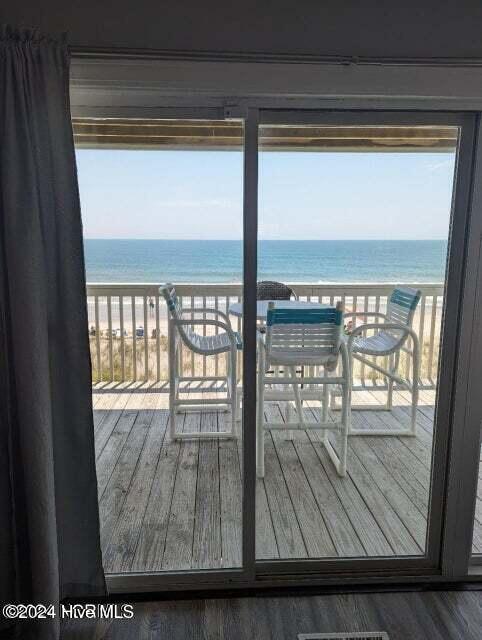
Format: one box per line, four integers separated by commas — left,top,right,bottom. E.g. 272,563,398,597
86,282,444,388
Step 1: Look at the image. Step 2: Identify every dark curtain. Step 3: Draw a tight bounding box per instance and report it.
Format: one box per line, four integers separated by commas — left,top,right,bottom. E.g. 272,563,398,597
0,26,106,639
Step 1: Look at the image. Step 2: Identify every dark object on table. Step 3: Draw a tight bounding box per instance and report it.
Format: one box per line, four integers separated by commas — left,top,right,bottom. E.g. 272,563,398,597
256,280,297,301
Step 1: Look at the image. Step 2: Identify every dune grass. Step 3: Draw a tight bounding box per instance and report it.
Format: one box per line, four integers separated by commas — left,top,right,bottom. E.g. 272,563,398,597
90,332,440,385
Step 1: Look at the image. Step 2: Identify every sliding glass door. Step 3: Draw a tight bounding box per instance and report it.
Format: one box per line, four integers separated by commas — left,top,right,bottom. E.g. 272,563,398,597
75,114,249,583
252,111,476,575
74,105,480,589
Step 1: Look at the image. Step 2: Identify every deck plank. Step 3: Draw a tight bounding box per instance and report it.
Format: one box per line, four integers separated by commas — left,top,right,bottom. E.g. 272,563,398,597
349,436,427,550
93,390,482,570
95,391,132,457
130,411,183,572
345,445,421,554
98,395,154,551
342,403,431,516
306,429,393,556
256,479,279,560
261,426,308,559
292,431,366,557
218,412,243,567
101,393,168,573
161,411,200,571
96,393,144,498
366,436,429,514
367,404,433,467
308,402,421,555
92,389,111,422
266,405,338,558
192,411,222,569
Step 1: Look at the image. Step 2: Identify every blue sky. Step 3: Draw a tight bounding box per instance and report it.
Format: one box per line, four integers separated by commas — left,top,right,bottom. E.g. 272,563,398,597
76,149,456,240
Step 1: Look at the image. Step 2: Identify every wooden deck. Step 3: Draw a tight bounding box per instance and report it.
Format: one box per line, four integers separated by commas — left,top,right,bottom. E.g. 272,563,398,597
93,385,482,573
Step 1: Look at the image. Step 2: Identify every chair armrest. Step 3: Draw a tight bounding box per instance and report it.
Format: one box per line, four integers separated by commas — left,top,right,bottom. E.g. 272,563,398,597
181,307,232,327
347,322,419,352
173,318,238,346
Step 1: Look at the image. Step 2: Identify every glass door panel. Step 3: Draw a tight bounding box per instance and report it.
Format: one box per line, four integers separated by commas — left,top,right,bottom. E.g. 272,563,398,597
255,117,462,564
75,117,245,575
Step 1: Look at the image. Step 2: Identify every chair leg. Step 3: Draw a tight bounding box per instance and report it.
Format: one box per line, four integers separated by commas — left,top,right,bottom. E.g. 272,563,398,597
169,335,177,440
337,345,351,476
411,379,419,435
338,383,349,477
290,367,304,429
256,348,265,478
387,378,394,410
282,367,294,440
169,391,177,439
322,381,329,423
387,352,398,410
411,338,420,436
347,350,355,436
322,375,329,447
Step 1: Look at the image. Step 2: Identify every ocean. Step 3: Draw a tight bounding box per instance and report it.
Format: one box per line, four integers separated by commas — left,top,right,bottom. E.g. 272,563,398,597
83,239,447,284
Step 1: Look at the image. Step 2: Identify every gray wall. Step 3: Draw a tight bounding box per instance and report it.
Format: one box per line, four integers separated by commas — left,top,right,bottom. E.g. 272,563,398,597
3,1,482,60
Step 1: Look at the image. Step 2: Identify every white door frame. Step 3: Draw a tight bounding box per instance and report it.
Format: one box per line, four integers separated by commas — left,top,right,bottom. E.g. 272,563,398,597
71,58,482,592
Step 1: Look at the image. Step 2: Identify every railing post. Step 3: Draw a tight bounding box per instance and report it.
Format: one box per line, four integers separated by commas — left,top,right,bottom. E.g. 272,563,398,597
119,295,125,382
132,295,137,382
155,294,161,382
94,295,101,382
107,295,113,382
143,295,149,381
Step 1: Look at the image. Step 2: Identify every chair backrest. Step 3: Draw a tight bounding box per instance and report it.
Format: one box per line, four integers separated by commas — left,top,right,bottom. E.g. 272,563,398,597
160,283,182,320
160,283,196,347
257,280,297,301
381,286,421,348
386,286,421,328
265,301,343,366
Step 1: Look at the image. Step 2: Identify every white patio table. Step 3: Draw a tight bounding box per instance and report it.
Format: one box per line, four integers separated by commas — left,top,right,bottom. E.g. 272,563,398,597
228,299,329,321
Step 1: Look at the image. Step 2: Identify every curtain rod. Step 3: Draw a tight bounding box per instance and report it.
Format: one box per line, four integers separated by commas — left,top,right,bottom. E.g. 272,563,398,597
70,47,482,69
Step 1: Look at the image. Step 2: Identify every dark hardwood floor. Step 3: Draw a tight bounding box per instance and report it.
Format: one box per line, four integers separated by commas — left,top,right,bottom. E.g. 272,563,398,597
61,589,482,639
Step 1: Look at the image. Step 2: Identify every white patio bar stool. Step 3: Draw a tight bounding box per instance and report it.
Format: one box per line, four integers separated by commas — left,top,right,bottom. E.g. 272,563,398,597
256,301,351,478
160,283,242,441
339,286,421,436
